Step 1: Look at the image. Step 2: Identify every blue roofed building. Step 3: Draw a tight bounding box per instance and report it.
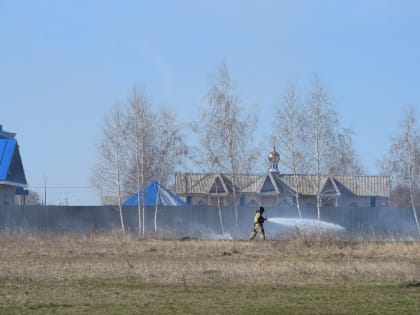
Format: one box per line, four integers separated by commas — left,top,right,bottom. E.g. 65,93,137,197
0,125,27,206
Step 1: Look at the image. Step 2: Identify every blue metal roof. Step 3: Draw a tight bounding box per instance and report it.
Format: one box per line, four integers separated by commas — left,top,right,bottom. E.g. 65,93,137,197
0,139,27,185
123,181,185,206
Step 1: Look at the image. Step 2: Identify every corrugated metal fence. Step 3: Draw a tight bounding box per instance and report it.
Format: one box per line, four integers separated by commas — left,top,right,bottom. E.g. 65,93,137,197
0,205,419,239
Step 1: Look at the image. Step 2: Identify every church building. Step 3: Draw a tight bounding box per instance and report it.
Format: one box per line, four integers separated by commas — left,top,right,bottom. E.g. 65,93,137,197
174,148,390,208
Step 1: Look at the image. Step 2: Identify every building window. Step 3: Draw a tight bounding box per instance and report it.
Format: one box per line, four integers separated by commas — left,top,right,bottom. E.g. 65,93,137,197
370,196,376,207
186,196,192,205
240,195,245,206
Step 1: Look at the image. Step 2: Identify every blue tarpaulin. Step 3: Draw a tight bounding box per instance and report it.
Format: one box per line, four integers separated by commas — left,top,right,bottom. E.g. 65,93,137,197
123,181,186,206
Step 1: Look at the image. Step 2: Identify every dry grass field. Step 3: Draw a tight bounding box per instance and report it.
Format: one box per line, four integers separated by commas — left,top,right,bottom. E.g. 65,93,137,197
0,232,419,314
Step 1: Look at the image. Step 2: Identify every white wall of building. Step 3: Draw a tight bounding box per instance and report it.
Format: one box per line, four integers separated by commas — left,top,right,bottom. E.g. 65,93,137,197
0,185,16,206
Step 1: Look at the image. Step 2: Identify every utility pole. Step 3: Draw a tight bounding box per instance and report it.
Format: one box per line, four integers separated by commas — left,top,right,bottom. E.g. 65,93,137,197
43,175,47,205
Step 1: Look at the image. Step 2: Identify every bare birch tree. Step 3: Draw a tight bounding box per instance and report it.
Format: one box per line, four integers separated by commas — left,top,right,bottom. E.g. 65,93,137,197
93,87,189,235
125,88,156,236
91,103,127,233
152,109,189,232
273,84,305,217
381,107,420,235
302,76,339,220
154,109,189,188
124,88,189,235
123,88,190,235
196,62,258,229
325,128,364,175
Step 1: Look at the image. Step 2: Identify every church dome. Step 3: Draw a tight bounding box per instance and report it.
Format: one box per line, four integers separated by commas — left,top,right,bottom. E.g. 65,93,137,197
268,148,280,163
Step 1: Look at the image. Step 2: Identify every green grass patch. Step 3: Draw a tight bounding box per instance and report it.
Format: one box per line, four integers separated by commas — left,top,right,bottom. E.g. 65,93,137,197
0,279,419,314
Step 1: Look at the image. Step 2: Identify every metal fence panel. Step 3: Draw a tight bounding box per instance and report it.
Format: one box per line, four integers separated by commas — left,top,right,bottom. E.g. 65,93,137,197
0,205,419,239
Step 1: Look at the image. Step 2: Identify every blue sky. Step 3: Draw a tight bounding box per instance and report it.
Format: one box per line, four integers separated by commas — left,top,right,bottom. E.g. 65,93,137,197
1,0,420,205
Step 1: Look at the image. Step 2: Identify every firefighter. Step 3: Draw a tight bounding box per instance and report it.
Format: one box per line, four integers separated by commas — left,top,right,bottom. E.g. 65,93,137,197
249,206,267,240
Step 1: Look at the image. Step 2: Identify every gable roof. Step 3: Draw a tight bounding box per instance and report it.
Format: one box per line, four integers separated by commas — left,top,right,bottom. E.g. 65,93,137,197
332,175,390,196
274,174,390,197
259,175,278,193
209,175,228,194
174,172,390,198
258,172,293,194
174,172,266,195
0,139,27,186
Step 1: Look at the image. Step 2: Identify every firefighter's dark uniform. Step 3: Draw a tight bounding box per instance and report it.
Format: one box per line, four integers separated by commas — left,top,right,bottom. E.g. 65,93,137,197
249,207,266,240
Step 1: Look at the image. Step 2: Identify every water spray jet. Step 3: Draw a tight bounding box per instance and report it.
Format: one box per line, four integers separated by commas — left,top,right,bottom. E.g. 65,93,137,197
267,217,346,234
